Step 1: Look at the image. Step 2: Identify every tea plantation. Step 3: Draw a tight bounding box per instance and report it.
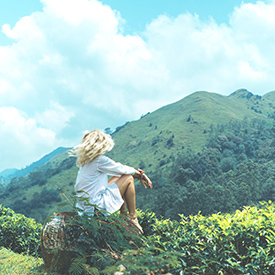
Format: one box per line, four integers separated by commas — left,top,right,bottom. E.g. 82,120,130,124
1,201,275,274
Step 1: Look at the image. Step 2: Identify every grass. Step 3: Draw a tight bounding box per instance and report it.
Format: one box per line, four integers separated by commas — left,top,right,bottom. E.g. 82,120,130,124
108,90,267,175
0,247,57,275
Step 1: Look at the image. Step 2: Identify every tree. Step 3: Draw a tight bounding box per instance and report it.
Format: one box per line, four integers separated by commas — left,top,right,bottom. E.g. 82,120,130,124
104,127,112,135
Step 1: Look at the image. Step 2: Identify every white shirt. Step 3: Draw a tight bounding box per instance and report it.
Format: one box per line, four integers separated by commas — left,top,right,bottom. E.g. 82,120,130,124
74,155,135,214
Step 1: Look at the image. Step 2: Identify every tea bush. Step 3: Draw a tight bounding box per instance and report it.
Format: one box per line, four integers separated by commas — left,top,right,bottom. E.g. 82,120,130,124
0,204,42,256
143,201,275,274
3,200,275,274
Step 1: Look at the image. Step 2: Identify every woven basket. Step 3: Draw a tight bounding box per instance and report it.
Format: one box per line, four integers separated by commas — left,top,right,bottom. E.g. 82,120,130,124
40,211,141,270
40,212,76,269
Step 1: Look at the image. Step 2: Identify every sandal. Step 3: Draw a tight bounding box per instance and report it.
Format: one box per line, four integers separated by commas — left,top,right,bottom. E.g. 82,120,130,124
129,217,143,234
119,211,143,234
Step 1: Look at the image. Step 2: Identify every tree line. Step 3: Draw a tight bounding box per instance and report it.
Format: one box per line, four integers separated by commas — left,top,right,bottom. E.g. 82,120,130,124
136,118,275,220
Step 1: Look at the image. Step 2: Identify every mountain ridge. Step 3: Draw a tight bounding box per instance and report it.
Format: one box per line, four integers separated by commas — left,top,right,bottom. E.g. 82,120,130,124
1,88,275,222
4,88,275,178
0,147,70,186
107,89,268,173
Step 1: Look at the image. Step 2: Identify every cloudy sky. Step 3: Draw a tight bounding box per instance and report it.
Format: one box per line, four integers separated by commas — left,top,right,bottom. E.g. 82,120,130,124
0,0,275,172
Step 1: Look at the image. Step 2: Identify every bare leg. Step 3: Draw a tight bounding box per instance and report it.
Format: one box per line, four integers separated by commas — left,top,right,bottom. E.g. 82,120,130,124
109,174,143,233
108,176,127,214
119,197,127,214
108,176,119,185
113,174,137,218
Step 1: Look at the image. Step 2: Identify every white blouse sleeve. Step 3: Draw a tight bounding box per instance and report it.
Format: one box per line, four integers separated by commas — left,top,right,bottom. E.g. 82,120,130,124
97,156,136,176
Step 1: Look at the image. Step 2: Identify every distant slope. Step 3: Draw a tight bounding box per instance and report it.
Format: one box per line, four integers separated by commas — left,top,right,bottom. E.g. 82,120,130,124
0,168,18,178
0,147,70,185
14,147,71,177
30,148,73,173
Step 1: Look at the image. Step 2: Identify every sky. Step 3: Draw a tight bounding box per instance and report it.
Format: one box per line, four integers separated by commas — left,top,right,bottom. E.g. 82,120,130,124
0,0,275,172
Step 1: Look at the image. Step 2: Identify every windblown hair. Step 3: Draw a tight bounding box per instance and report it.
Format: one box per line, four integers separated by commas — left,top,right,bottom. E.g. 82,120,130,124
70,129,114,167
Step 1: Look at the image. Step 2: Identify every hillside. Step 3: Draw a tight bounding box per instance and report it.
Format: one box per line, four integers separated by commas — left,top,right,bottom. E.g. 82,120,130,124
108,89,267,173
0,147,70,186
0,168,18,178
1,88,275,222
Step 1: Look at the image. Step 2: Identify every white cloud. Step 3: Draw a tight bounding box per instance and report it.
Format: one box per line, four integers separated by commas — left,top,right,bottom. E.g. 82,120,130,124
143,2,275,95
0,107,56,170
1,0,275,170
35,102,74,132
229,1,275,82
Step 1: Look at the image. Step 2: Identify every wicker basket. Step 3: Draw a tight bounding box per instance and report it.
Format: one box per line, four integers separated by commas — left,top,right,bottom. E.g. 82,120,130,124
40,212,76,269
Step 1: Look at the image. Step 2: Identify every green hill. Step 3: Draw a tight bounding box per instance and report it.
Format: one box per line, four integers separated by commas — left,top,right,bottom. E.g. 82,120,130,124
1,89,275,222
0,147,69,186
108,89,267,173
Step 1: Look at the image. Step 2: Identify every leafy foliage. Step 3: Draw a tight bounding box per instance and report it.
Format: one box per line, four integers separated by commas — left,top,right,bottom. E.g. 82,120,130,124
144,201,275,274
45,193,178,275
3,202,275,274
0,205,42,256
110,246,180,275
72,202,275,274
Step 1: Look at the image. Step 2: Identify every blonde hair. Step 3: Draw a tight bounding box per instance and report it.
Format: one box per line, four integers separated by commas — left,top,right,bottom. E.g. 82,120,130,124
70,129,114,167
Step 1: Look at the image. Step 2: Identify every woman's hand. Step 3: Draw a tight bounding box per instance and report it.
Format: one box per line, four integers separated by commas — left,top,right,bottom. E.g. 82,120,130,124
133,169,153,189
139,173,153,189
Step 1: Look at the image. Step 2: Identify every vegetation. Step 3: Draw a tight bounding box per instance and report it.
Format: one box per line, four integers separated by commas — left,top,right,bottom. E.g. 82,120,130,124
108,89,268,174
49,193,146,274
3,89,275,273
2,202,275,274
135,118,275,220
3,90,275,224
0,247,53,275
0,205,42,256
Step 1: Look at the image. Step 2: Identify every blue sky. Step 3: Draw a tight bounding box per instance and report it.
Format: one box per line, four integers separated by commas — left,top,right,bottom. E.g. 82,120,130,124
0,0,274,171
103,0,259,28
0,0,259,42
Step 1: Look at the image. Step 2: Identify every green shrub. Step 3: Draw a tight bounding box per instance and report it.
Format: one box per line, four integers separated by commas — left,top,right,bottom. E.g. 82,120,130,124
0,205,42,256
137,209,157,236
4,196,275,274
145,201,275,274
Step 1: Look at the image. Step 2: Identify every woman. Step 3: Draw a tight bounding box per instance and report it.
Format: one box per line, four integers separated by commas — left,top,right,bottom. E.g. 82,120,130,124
71,129,153,233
